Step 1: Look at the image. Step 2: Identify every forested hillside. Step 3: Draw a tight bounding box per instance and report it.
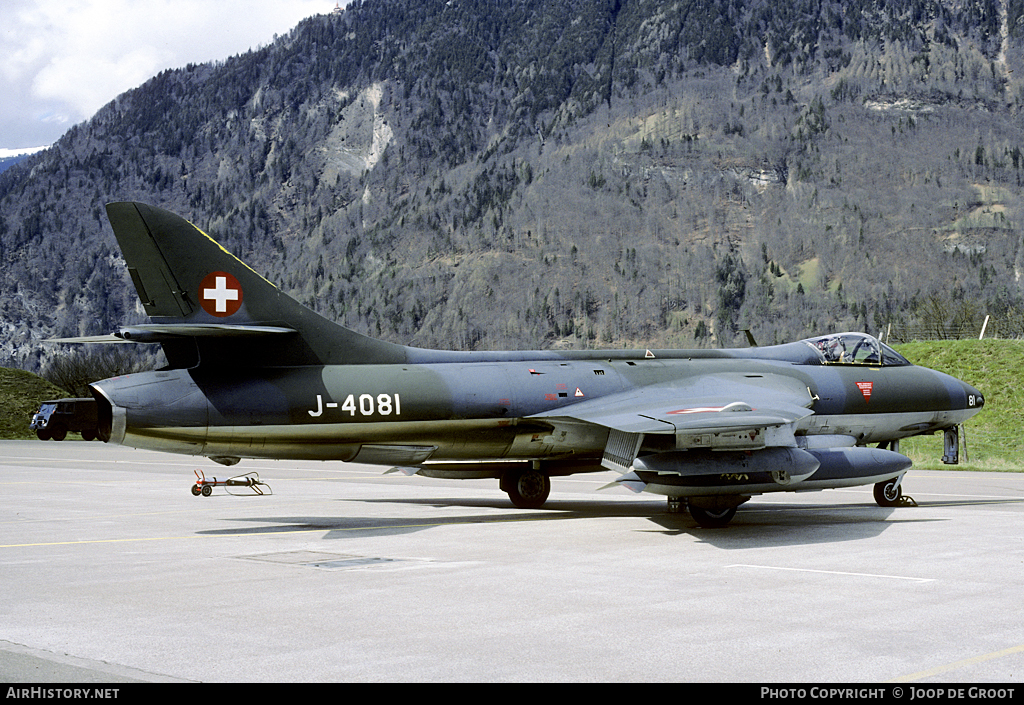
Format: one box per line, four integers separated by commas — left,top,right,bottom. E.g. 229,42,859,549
3,0,1024,371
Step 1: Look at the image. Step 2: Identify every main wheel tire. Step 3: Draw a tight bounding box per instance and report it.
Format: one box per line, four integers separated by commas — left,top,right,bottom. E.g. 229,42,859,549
873,479,902,507
689,505,737,528
504,469,551,509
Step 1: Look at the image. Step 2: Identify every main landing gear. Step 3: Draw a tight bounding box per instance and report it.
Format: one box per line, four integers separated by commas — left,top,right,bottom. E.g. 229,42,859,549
494,470,916,517
665,478,916,526
873,477,916,507
687,504,738,528
668,496,749,528
501,468,551,509
873,440,917,507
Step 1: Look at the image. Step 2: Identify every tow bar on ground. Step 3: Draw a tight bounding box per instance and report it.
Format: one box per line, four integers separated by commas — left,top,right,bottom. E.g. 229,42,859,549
191,470,272,497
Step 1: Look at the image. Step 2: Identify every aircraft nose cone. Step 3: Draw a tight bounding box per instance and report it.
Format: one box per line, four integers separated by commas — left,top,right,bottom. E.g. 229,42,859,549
965,382,984,410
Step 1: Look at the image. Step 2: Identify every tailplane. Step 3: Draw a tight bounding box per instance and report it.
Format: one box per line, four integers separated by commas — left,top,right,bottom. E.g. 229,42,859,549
103,202,408,368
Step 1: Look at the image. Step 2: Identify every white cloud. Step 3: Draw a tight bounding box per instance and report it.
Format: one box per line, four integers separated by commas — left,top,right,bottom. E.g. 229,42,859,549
0,0,336,149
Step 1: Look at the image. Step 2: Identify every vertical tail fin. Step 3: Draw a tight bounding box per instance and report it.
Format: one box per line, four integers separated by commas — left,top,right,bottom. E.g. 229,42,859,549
106,202,409,368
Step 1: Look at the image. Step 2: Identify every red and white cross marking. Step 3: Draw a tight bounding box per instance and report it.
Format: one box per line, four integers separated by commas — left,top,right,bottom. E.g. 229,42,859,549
199,271,243,317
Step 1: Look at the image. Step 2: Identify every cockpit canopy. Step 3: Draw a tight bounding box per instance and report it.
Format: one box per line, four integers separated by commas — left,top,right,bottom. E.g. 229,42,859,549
802,333,910,366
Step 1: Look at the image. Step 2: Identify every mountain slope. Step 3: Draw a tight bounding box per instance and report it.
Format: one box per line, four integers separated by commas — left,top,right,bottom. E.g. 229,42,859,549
2,0,1024,371
0,367,65,439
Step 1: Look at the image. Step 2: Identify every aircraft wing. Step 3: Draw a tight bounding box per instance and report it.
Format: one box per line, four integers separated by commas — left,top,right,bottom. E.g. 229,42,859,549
529,372,815,470
530,372,814,435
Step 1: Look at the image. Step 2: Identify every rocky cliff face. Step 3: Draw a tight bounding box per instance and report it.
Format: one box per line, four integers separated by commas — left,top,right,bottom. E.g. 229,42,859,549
3,0,1024,371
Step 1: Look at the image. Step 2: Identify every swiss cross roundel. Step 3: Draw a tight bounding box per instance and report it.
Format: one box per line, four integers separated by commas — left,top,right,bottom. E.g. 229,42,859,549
199,271,243,317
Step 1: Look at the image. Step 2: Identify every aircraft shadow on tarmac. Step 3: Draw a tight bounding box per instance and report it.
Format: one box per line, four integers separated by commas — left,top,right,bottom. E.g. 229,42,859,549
197,515,446,539
192,495,973,547
195,498,651,539
646,504,917,547
643,496,1023,547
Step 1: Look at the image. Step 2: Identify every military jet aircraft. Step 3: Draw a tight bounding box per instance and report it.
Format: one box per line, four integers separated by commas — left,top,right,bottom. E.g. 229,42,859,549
53,202,985,526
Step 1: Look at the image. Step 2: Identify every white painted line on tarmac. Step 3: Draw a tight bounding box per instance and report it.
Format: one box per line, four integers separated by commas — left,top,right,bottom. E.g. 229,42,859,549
726,563,935,583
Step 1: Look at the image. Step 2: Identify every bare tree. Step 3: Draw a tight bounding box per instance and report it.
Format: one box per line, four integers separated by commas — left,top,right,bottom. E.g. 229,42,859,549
42,347,151,398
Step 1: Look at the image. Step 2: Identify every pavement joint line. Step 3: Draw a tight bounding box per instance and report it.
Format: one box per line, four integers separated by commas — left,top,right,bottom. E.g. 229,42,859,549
726,563,935,583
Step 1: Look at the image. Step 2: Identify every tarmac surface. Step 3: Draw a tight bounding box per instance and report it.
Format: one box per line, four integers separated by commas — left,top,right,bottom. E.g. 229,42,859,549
2,439,1023,683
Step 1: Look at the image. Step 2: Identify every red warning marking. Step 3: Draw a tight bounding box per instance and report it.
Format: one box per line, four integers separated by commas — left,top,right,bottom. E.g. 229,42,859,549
200,271,243,317
856,381,873,402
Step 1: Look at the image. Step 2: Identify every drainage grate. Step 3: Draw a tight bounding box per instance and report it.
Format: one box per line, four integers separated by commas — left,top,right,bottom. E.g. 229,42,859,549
307,556,397,570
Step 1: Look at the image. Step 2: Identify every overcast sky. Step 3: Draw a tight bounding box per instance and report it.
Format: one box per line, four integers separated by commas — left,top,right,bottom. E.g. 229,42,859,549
1,0,339,152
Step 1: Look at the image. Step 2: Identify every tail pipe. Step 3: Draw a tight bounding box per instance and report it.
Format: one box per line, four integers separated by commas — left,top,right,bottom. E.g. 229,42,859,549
89,384,126,445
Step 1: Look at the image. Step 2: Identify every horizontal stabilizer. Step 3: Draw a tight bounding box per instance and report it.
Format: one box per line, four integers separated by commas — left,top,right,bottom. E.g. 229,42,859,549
47,324,297,345
44,334,133,344
116,324,296,342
